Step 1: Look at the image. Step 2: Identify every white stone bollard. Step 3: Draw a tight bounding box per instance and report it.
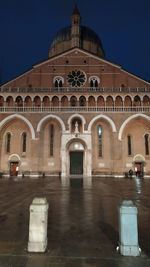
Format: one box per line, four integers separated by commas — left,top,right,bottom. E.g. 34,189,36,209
28,197,49,252
119,200,140,256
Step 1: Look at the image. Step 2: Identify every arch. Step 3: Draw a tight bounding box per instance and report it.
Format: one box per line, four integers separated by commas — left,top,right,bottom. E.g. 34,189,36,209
124,95,132,107
37,114,65,132
53,76,64,87
133,154,145,163
68,114,86,128
43,96,50,107
79,96,86,106
24,96,32,106
118,114,150,141
97,96,105,107
115,95,123,107
51,96,59,106
6,96,14,106
88,114,117,132
61,96,69,106
69,142,84,151
88,96,96,106
15,96,23,106
106,95,114,106
143,95,150,106
70,96,77,106
8,153,21,161
89,76,100,87
66,137,87,150
133,95,141,106
0,114,35,139
34,96,41,106
0,96,4,106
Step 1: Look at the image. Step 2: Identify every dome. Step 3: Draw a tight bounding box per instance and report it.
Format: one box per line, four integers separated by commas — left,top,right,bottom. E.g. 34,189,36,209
49,25,105,58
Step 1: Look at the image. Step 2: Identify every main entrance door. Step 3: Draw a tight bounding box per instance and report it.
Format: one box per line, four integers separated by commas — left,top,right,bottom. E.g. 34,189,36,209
70,151,83,175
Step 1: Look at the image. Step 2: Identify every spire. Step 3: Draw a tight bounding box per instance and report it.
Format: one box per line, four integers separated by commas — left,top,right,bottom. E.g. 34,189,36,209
72,3,80,16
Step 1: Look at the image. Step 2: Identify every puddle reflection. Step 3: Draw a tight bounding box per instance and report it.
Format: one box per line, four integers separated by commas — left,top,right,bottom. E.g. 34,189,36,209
134,177,143,194
133,176,144,205
60,178,94,233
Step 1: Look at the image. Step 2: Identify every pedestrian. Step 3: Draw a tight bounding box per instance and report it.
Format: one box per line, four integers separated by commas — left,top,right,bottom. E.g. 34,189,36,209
128,169,133,179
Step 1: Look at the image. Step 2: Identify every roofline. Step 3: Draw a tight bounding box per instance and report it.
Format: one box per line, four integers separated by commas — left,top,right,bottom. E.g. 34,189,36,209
1,47,150,87
34,47,121,69
1,69,33,87
122,69,150,85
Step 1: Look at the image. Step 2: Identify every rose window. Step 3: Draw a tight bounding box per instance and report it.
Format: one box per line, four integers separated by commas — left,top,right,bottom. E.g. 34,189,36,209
67,70,86,87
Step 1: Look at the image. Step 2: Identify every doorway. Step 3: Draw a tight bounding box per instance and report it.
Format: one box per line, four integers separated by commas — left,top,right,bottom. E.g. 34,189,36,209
10,162,19,176
134,162,144,176
70,151,83,175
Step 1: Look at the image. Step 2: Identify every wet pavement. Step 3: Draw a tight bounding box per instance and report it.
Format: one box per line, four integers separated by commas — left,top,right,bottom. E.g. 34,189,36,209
0,176,149,266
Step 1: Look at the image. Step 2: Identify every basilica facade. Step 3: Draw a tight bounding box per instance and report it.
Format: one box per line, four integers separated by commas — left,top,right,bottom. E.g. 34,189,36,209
0,6,150,179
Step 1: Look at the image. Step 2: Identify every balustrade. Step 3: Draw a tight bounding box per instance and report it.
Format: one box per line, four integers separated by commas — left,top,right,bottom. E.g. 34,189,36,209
0,87,149,94
0,105,149,113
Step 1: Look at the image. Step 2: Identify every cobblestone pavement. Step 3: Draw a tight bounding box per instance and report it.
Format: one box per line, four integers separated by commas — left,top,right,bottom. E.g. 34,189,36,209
0,177,149,266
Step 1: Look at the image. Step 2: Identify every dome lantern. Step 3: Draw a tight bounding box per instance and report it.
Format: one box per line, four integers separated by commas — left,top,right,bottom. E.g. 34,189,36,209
48,6,105,58
71,4,81,48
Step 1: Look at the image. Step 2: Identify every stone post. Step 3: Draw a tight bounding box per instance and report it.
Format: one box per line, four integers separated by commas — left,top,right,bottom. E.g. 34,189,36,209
28,197,49,252
119,200,140,256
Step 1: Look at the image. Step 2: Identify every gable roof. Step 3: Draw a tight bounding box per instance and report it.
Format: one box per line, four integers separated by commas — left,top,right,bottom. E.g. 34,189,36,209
1,47,150,87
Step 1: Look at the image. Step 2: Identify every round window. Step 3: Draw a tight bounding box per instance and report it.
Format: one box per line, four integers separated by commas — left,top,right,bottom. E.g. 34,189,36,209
67,70,86,87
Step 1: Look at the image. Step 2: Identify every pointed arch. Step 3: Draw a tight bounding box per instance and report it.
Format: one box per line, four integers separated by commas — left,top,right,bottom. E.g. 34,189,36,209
68,114,86,126
0,114,35,139
68,114,86,132
37,114,65,132
88,114,117,132
118,114,150,141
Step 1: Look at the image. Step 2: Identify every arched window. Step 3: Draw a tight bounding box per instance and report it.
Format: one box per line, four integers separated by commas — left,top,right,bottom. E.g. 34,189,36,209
34,96,41,107
54,76,64,88
79,96,86,106
144,134,149,155
49,124,54,157
89,76,100,88
22,132,27,153
127,135,132,156
70,96,77,107
6,132,11,153
16,96,23,107
134,95,141,106
97,125,102,157
24,96,32,107
0,96,4,106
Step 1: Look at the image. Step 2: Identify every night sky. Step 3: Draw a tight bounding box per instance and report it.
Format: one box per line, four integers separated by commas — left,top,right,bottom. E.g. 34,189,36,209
0,0,150,85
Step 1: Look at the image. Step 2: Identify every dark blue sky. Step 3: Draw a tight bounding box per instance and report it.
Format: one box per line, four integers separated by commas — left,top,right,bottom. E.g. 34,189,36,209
0,0,150,85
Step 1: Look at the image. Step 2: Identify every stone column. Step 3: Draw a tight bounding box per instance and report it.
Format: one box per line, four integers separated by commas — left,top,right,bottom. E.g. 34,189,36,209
28,197,49,252
119,200,140,256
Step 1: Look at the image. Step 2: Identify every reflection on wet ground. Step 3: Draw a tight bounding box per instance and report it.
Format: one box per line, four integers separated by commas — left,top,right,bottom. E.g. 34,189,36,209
0,177,149,266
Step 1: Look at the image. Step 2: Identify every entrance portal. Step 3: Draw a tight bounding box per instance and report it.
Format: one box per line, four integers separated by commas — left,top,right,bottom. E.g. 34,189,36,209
70,151,83,175
10,162,19,176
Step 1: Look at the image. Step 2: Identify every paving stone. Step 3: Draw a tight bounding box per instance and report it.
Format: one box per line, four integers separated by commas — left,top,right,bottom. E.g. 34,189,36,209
0,177,149,266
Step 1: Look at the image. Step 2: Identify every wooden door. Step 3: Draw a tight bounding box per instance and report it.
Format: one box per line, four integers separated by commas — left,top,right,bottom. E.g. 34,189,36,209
70,151,83,175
